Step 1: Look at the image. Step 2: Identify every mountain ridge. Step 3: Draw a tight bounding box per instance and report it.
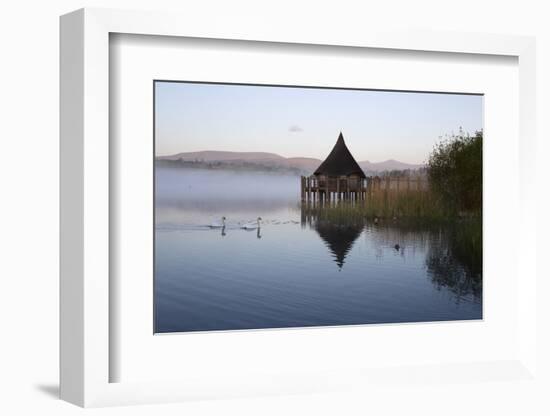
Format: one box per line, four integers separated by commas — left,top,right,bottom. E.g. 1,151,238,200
157,150,424,173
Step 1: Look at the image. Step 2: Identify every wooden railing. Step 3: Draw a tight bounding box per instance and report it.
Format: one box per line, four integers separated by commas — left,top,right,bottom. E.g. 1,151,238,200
301,175,368,202
301,175,429,202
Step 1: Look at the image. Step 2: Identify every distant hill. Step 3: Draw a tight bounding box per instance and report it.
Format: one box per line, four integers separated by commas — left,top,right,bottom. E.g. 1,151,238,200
159,150,287,163
285,157,323,172
359,159,424,174
157,151,424,175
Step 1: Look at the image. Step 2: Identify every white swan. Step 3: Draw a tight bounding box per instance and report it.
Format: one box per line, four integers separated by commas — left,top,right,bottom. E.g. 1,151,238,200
242,217,262,230
209,216,226,228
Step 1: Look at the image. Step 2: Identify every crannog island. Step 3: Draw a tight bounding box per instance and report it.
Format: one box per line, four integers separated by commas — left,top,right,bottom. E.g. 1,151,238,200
157,130,482,222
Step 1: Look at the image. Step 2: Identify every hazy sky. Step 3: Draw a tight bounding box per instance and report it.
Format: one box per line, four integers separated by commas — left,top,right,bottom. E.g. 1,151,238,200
155,82,483,164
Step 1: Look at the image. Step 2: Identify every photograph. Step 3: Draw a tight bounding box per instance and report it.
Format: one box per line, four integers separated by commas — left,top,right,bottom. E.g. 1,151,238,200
2,0,541,412
154,81,483,333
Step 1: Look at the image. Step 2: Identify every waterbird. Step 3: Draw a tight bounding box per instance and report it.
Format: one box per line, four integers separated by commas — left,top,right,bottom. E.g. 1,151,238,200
394,244,401,251
374,217,379,224
242,217,262,230
209,216,226,228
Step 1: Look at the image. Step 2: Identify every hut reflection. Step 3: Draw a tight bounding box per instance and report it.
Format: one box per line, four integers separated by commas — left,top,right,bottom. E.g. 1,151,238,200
301,203,363,269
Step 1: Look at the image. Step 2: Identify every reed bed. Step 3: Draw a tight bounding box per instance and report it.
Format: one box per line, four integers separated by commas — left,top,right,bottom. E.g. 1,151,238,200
300,190,480,223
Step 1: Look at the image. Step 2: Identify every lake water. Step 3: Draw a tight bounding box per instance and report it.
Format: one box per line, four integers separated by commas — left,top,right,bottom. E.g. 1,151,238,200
155,167,482,333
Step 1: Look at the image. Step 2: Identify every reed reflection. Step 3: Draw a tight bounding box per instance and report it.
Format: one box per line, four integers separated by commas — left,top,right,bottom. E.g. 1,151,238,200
300,202,481,302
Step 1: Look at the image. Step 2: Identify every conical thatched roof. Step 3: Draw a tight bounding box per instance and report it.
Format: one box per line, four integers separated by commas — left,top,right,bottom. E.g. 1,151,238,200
313,132,366,178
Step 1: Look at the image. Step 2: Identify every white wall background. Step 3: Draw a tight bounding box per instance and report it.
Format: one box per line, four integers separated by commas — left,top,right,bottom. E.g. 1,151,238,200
0,1,548,415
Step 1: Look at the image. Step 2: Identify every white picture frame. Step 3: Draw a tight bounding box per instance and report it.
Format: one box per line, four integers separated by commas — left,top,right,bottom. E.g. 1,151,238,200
60,7,538,407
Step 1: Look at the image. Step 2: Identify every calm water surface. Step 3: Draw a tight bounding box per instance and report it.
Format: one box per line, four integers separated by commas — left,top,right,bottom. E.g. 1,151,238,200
155,168,482,333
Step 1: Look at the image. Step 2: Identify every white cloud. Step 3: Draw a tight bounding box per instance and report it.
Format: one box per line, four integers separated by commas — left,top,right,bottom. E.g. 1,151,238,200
288,125,303,133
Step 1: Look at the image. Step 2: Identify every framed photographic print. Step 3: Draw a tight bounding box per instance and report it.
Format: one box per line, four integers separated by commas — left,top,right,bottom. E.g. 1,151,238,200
60,8,538,408
153,81,483,334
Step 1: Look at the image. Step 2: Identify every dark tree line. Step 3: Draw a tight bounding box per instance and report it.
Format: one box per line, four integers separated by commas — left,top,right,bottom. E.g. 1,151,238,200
427,130,482,215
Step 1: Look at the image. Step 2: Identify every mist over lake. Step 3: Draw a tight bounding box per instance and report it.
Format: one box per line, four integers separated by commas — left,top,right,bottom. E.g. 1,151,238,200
154,167,482,333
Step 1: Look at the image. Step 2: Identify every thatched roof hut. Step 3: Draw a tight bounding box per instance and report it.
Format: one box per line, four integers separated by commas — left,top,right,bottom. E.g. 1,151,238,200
302,132,368,202
314,132,366,179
